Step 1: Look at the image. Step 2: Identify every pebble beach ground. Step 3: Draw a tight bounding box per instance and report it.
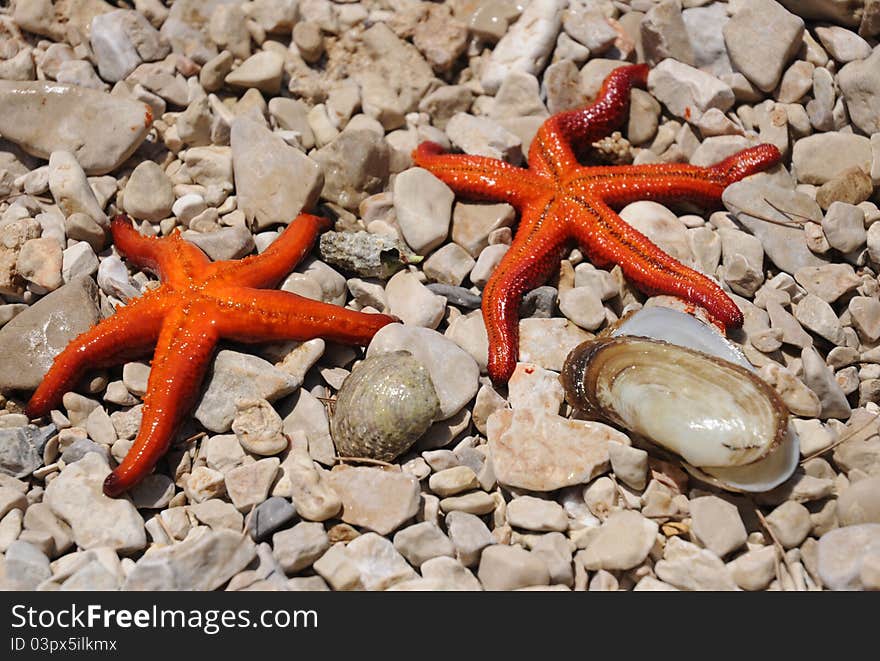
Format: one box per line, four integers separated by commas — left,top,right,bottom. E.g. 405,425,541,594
0,0,879,592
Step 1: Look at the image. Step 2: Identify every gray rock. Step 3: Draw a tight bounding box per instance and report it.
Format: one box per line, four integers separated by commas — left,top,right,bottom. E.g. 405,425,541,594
60,438,111,465
722,175,828,274
0,81,153,175
45,453,146,555
0,276,101,393
231,117,323,230
272,521,329,573
312,130,390,211
183,225,255,261
817,524,880,590
837,47,880,136
124,528,257,590
723,0,804,93
194,350,299,433
426,284,482,310
642,0,695,66
0,425,51,478
90,9,169,83
124,160,174,222
328,465,420,536
246,496,298,542
2,540,50,590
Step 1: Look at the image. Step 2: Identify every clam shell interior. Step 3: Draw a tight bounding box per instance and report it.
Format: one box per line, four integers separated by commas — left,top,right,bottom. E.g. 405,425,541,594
602,306,798,492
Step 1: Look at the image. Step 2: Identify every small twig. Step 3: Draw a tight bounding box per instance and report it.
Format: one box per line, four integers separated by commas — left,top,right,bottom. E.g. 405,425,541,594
335,456,394,468
763,197,815,223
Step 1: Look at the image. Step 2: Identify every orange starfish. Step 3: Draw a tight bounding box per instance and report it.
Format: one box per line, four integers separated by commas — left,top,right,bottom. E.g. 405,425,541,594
414,63,781,384
27,214,395,496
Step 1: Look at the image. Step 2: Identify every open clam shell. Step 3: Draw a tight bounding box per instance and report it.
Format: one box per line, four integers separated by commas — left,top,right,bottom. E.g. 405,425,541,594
564,306,799,492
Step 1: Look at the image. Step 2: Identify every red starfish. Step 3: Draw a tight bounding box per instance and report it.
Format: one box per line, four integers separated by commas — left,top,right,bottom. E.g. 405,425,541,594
27,214,395,496
413,63,781,384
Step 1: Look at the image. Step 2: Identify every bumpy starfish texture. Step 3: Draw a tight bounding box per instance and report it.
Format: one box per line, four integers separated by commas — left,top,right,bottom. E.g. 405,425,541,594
413,63,781,384
27,214,395,497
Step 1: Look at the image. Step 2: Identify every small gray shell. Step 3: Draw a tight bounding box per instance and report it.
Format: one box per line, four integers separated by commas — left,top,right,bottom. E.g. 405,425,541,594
330,351,441,462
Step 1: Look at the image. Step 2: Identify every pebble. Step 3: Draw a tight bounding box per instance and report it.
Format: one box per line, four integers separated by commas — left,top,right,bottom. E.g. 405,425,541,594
312,130,390,211
0,276,101,393
792,132,873,185
647,58,734,122
507,363,564,414
822,202,866,254
194,350,298,433
445,113,522,164
722,175,827,274
488,408,628,491
802,345,852,420
0,81,152,174
90,9,169,82
815,26,872,63
124,528,256,590
384,271,447,329
48,151,109,227
580,510,658,571
393,522,455,568
1,541,51,590
61,242,99,283
224,458,280,512
44,453,145,554
478,544,550,590
428,466,479,498
232,399,286,456
727,546,778,591
439,491,496,515
607,443,648,491
368,324,479,420
722,0,804,93
470,244,509,288
816,167,874,209
850,297,880,343
129,474,175,509
393,168,453,252
225,50,284,94
507,496,568,532
655,536,739,591
17,238,62,292
189,499,242,531
231,117,323,230
445,510,495,567
837,47,880,135
344,532,418,591
558,286,606,330
275,440,341,521
837,477,880,526
766,500,813,549
518,318,593,372
817,524,880,590
690,496,748,558
795,294,844,344
423,244,476,287
451,202,515,258
272,521,329,573
481,0,566,94
794,263,860,303
328,466,420,536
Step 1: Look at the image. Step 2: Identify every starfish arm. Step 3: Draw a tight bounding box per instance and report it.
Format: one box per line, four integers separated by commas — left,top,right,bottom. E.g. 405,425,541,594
482,202,571,384
103,309,218,497
412,141,547,209
565,197,743,327
528,64,649,177
212,214,331,288
214,288,396,345
26,291,168,418
112,215,211,287
578,144,783,208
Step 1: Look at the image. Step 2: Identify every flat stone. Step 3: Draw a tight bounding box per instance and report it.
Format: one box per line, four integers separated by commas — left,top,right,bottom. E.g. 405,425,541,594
478,544,550,590
48,151,109,227
837,477,880,526
0,81,152,175
517,318,593,372
507,496,568,532
817,524,880,590
124,528,256,590
792,132,873,185
481,0,566,94
124,160,174,222
225,50,284,94
0,276,101,393
312,130,390,211
581,510,659,571
246,496,298,542
1,541,50,590
328,466,420,536
272,521,329,573
231,117,323,230
723,0,804,93
690,496,747,558
655,536,739,590
45,453,145,554
393,168,454,255
488,408,629,491
392,522,455,568
384,271,446,329
647,58,734,122
727,546,778,591
344,532,418,591
837,47,880,135
194,350,298,433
